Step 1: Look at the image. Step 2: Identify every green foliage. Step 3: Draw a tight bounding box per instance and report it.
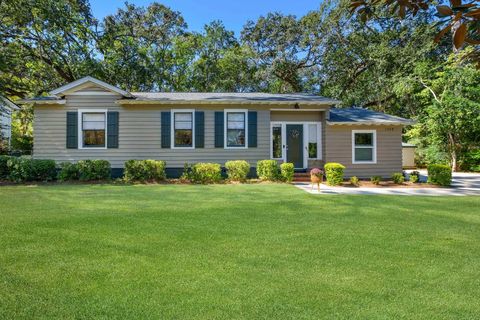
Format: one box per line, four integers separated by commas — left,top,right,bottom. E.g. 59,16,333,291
280,162,295,183
77,160,111,181
392,172,405,184
409,171,420,183
225,160,250,182
58,162,80,181
186,163,222,184
256,160,280,181
124,160,166,182
350,176,359,186
460,149,480,172
427,164,452,186
0,155,10,179
324,162,345,186
6,157,56,182
371,176,381,185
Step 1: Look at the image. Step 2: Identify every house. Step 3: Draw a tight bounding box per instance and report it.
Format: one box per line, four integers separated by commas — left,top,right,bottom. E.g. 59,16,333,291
18,76,413,178
0,96,19,147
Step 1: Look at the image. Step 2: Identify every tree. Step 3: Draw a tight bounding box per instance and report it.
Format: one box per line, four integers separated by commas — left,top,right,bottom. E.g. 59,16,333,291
98,2,187,91
350,0,480,63
0,0,99,97
408,52,480,171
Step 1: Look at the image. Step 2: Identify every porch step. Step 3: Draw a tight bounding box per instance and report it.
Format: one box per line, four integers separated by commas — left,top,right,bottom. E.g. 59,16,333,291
293,172,311,182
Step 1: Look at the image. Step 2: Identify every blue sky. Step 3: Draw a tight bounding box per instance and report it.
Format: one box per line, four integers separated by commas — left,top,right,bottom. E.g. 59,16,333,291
90,0,322,35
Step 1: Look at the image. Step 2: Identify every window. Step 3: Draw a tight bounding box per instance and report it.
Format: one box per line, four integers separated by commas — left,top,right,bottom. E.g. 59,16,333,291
82,112,106,148
308,124,318,159
225,110,247,148
352,130,376,163
272,124,282,159
172,110,194,148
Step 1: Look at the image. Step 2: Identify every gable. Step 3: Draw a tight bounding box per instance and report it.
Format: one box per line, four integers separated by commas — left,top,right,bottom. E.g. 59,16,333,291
49,76,132,98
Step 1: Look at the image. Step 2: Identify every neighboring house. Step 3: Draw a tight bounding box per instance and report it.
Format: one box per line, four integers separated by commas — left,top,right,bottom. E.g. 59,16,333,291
0,96,19,147
18,76,413,178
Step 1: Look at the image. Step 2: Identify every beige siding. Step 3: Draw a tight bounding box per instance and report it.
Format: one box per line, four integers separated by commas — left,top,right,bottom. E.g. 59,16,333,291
33,94,270,168
402,147,416,168
325,125,402,178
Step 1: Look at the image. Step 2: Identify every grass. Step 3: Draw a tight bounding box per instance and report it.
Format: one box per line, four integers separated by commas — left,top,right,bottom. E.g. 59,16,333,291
0,184,479,319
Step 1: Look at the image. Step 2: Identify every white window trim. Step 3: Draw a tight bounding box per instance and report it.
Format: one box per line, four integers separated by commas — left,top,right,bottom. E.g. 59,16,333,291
269,121,322,168
224,109,248,149
78,109,108,150
171,109,195,149
352,129,377,164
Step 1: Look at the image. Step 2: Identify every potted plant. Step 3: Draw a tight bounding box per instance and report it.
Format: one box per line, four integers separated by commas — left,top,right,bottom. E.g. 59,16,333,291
310,168,323,191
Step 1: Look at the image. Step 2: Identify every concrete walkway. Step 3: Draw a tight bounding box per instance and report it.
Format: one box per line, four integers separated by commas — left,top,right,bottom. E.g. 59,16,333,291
294,171,480,196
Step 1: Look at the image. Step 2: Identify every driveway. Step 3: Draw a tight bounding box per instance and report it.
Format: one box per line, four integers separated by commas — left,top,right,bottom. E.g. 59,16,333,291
295,171,480,196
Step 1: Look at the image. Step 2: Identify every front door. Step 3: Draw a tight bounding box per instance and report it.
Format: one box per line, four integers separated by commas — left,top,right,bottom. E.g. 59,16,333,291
286,124,303,168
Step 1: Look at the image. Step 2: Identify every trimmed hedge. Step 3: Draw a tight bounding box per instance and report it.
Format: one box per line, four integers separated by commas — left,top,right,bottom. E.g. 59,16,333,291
77,160,111,181
0,155,10,179
183,162,222,184
124,160,166,182
257,160,279,181
225,160,250,182
4,157,56,182
428,164,452,186
324,162,345,186
58,162,80,181
280,162,294,182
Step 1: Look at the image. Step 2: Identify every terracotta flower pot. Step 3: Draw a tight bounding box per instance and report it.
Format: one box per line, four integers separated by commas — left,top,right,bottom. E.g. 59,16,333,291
310,175,322,184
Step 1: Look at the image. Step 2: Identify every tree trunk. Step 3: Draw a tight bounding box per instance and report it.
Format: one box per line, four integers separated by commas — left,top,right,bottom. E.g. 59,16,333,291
451,150,458,172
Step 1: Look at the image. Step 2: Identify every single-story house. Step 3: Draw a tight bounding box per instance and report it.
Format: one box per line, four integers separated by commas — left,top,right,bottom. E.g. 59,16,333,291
0,96,19,147
18,76,413,178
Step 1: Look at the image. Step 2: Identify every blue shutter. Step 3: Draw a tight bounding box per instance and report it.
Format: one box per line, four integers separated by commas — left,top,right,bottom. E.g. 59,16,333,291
161,112,171,148
66,112,78,149
195,111,204,148
214,111,224,148
107,111,119,148
248,111,257,148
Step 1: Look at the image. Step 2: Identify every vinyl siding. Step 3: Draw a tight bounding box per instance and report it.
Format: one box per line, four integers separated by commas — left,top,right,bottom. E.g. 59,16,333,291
325,125,402,178
33,94,270,168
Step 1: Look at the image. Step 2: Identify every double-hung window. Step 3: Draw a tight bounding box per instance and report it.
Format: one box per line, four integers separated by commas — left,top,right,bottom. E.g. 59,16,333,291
172,110,194,148
225,110,247,148
81,111,106,148
352,130,376,164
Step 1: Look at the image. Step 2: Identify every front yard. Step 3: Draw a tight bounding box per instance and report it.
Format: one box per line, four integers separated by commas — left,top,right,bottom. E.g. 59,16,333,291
0,184,479,319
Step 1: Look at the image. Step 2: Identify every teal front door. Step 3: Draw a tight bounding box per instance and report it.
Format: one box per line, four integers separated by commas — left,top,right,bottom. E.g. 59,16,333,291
286,124,303,168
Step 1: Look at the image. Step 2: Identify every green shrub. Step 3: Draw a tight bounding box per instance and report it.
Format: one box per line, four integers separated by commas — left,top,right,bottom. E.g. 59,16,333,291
280,162,295,182
124,160,166,182
392,172,405,184
324,162,345,186
58,162,80,181
30,160,57,181
371,176,381,185
350,176,359,187
190,163,222,184
0,155,11,179
428,164,452,186
256,160,279,181
77,160,111,181
225,160,250,181
409,171,420,183
6,158,56,182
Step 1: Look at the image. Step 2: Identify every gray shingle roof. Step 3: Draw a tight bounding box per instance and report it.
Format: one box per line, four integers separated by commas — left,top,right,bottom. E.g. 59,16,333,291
329,108,413,125
131,92,340,103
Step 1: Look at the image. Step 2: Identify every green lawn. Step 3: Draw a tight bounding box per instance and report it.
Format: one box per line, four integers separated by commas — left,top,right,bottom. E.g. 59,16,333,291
0,184,479,319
